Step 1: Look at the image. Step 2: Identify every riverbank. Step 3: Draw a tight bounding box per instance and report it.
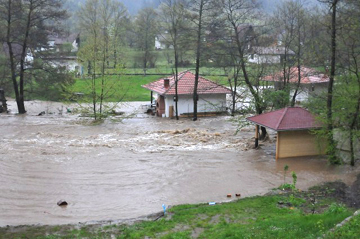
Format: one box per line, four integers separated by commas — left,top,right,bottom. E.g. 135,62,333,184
1,176,360,239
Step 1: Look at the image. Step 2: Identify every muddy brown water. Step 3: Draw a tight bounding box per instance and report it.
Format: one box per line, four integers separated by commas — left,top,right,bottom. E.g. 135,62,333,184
0,101,359,226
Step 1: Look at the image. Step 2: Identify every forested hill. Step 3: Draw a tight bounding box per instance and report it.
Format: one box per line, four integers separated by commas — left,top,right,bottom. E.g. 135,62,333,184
65,0,320,15
64,0,161,15
64,0,320,15
259,0,321,12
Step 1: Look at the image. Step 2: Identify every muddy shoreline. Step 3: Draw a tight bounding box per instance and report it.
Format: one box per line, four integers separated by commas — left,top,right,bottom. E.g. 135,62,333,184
2,175,360,236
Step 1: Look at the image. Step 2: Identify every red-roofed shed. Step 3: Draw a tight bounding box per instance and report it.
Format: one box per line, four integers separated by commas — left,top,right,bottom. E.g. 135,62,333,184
142,71,231,117
247,107,326,159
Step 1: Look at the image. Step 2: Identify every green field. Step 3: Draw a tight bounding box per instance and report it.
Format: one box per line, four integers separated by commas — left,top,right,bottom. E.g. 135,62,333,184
69,73,230,102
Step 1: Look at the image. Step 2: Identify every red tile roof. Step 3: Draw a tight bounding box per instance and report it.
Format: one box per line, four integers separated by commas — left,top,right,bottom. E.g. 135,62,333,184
262,66,329,84
246,107,322,131
142,71,232,95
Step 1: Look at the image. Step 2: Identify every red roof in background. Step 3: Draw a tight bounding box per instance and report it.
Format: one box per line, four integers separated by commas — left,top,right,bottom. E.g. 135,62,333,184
246,107,322,131
262,66,329,84
142,71,232,95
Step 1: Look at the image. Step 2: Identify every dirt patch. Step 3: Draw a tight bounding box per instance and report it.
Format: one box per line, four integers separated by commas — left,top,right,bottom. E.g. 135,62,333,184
346,174,360,208
209,214,220,224
309,174,360,208
191,227,205,238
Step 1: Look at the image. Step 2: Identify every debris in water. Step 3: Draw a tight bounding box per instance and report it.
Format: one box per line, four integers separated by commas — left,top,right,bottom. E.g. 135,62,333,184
38,111,45,116
236,193,241,197
162,204,166,215
57,200,68,206
227,194,232,198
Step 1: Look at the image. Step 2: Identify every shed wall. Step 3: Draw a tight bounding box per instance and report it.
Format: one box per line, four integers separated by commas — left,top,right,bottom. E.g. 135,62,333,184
276,130,326,159
164,94,227,117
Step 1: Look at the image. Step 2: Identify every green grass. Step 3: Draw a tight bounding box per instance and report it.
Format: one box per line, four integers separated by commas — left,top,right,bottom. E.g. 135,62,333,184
324,213,360,239
69,73,230,102
69,75,161,102
0,193,356,239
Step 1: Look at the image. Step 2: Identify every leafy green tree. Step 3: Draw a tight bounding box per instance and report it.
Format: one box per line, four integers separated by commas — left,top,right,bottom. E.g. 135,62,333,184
0,0,67,113
78,0,127,120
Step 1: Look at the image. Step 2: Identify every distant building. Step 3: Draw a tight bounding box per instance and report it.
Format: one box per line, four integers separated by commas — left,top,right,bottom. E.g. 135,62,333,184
47,33,80,52
261,66,329,103
248,46,295,64
155,33,173,50
142,71,231,118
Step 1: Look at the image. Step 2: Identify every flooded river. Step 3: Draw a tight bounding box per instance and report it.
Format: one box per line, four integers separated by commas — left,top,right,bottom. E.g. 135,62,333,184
0,101,359,226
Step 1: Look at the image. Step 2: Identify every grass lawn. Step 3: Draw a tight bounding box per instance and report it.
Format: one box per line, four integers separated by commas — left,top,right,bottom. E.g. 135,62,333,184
1,185,358,239
69,75,161,102
69,73,230,102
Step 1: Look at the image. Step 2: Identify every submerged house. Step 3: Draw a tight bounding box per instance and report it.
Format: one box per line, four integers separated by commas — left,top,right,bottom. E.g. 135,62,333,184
142,71,232,118
261,66,330,103
247,107,326,159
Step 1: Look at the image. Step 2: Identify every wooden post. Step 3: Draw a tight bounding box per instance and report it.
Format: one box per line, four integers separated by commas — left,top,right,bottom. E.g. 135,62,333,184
276,132,280,160
255,125,259,148
150,91,153,105
169,106,174,118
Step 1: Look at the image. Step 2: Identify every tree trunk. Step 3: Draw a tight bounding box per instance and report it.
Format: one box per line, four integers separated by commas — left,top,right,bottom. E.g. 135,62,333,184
174,44,179,120
6,0,25,114
193,0,204,121
327,0,340,164
349,74,360,166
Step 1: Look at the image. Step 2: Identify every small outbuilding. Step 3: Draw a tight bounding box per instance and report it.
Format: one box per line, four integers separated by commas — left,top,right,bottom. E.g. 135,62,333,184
247,107,326,159
142,71,232,118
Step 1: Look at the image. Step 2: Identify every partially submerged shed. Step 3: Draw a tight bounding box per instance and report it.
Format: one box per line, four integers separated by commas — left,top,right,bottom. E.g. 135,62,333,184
142,71,232,118
247,107,326,159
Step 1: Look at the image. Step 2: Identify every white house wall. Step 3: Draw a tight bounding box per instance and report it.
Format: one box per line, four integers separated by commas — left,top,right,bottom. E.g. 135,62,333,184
163,94,227,117
48,59,81,73
248,54,281,64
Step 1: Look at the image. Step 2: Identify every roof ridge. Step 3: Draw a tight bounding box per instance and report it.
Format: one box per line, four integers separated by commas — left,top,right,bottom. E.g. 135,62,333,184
275,107,288,130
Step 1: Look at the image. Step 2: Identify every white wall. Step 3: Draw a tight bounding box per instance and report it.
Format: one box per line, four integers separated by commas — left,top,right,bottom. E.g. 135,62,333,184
48,59,81,73
248,54,281,64
163,94,227,117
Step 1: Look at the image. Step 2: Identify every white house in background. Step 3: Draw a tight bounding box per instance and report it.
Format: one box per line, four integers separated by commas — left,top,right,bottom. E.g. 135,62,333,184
248,46,295,64
142,71,232,118
261,66,330,103
47,33,80,52
43,56,82,74
155,33,173,50
155,36,166,50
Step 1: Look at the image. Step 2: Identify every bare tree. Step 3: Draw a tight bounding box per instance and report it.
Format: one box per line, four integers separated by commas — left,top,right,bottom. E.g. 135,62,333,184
159,0,188,120
111,2,128,69
134,7,158,74
188,0,215,121
78,0,126,120
272,0,308,106
219,0,269,138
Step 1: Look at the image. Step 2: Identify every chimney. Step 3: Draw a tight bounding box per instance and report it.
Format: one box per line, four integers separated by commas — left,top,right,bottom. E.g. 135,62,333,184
164,78,170,88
